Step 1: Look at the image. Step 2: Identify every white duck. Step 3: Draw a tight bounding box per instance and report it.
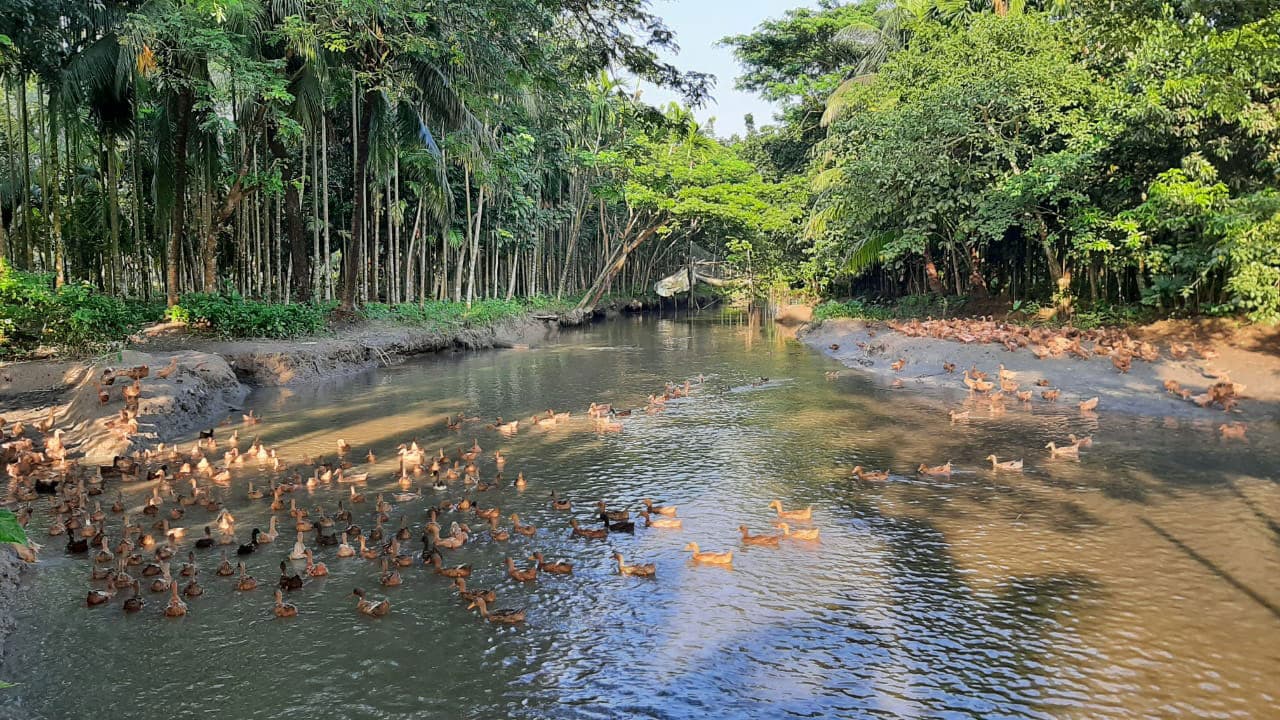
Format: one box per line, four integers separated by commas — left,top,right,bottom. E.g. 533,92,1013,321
288,533,309,560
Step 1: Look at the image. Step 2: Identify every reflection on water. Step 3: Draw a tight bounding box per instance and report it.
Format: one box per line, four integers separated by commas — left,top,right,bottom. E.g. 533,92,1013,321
3,311,1279,720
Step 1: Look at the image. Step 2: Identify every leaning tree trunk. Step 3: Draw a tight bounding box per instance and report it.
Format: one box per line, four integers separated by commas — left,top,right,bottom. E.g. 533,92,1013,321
340,90,377,312
201,104,267,293
576,211,660,312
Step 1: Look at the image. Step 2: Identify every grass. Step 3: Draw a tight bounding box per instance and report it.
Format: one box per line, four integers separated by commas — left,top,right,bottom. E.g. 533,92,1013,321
360,295,579,330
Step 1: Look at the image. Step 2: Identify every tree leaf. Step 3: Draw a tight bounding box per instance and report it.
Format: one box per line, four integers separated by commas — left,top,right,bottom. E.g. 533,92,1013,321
0,509,28,545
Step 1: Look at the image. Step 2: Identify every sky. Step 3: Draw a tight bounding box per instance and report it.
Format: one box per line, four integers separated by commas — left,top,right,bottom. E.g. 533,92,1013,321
640,0,804,138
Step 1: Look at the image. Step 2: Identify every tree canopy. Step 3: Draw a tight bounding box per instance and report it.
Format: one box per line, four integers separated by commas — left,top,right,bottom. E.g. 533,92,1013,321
1,0,1278,333
726,0,1280,322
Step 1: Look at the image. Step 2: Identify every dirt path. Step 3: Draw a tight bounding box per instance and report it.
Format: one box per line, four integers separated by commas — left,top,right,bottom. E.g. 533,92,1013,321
799,318,1280,423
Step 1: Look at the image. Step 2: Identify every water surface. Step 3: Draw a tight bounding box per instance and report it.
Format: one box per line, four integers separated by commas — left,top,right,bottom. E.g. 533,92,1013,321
3,310,1278,719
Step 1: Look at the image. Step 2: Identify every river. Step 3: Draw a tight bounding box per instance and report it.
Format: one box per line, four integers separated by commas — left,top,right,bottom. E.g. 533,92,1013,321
2,310,1278,719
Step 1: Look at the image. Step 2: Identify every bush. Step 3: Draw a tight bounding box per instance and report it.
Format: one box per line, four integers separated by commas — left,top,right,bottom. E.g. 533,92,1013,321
0,260,163,354
1223,211,1280,324
171,292,329,338
814,295,957,322
814,299,879,321
363,296,574,330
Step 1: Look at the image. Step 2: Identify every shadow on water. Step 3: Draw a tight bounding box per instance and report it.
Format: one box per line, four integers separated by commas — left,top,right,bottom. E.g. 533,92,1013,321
1225,478,1280,549
1139,516,1280,622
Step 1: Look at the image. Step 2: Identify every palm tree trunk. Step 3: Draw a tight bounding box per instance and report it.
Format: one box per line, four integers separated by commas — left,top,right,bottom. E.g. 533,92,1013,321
466,184,484,307
340,89,377,312
104,140,122,293
167,88,195,306
311,123,321,299
18,77,32,259
267,121,309,301
321,112,333,300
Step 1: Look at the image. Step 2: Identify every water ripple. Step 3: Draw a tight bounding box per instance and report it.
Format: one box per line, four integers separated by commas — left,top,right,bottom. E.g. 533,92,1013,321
2,312,1279,720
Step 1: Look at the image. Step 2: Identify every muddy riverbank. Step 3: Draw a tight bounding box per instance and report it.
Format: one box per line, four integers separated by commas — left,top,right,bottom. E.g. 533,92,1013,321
0,302,648,461
799,317,1280,423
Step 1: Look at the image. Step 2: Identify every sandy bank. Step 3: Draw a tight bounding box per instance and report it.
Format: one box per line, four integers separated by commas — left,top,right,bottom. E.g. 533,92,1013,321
798,318,1280,422
1,350,246,463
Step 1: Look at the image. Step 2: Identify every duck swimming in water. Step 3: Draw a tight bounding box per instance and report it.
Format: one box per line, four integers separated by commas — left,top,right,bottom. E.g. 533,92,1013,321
612,552,656,578
163,581,187,617
273,589,297,618
236,528,261,556
304,549,328,577
468,596,524,624
289,533,308,560
278,560,303,591
235,563,257,592
352,587,390,617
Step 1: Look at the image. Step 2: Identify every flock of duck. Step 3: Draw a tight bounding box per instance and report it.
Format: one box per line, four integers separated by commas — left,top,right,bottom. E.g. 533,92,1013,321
837,362,1103,480
6,333,1246,628
867,318,1248,425
3,371,822,626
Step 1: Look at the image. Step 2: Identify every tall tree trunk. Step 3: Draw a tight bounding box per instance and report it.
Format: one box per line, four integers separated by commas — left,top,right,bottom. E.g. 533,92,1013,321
104,141,122,293
321,112,332,300
18,78,32,258
466,185,484,307
268,122,309,301
921,244,945,295
340,89,377,312
311,124,321,299
167,88,195,306
967,245,989,297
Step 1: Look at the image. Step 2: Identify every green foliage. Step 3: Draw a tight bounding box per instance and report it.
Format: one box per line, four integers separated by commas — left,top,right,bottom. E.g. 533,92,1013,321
1071,303,1154,330
363,297,576,330
601,105,805,276
814,299,883,321
1218,194,1280,320
774,4,1280,323
0,509,28,545
809,13,1098,277
0,261,163,354
813,294,961,322
721,0,876,108
171,293,328,339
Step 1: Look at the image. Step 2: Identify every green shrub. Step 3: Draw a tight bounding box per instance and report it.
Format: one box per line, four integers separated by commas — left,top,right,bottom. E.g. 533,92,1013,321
1223,211,1280,324
463,298,525,325
360,302,395,320
0,508,29,544
1072,303,1154,329
172,292,329,338
0,260,163,353
814,299,875,321
363,296,576,330
0,261,55,348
